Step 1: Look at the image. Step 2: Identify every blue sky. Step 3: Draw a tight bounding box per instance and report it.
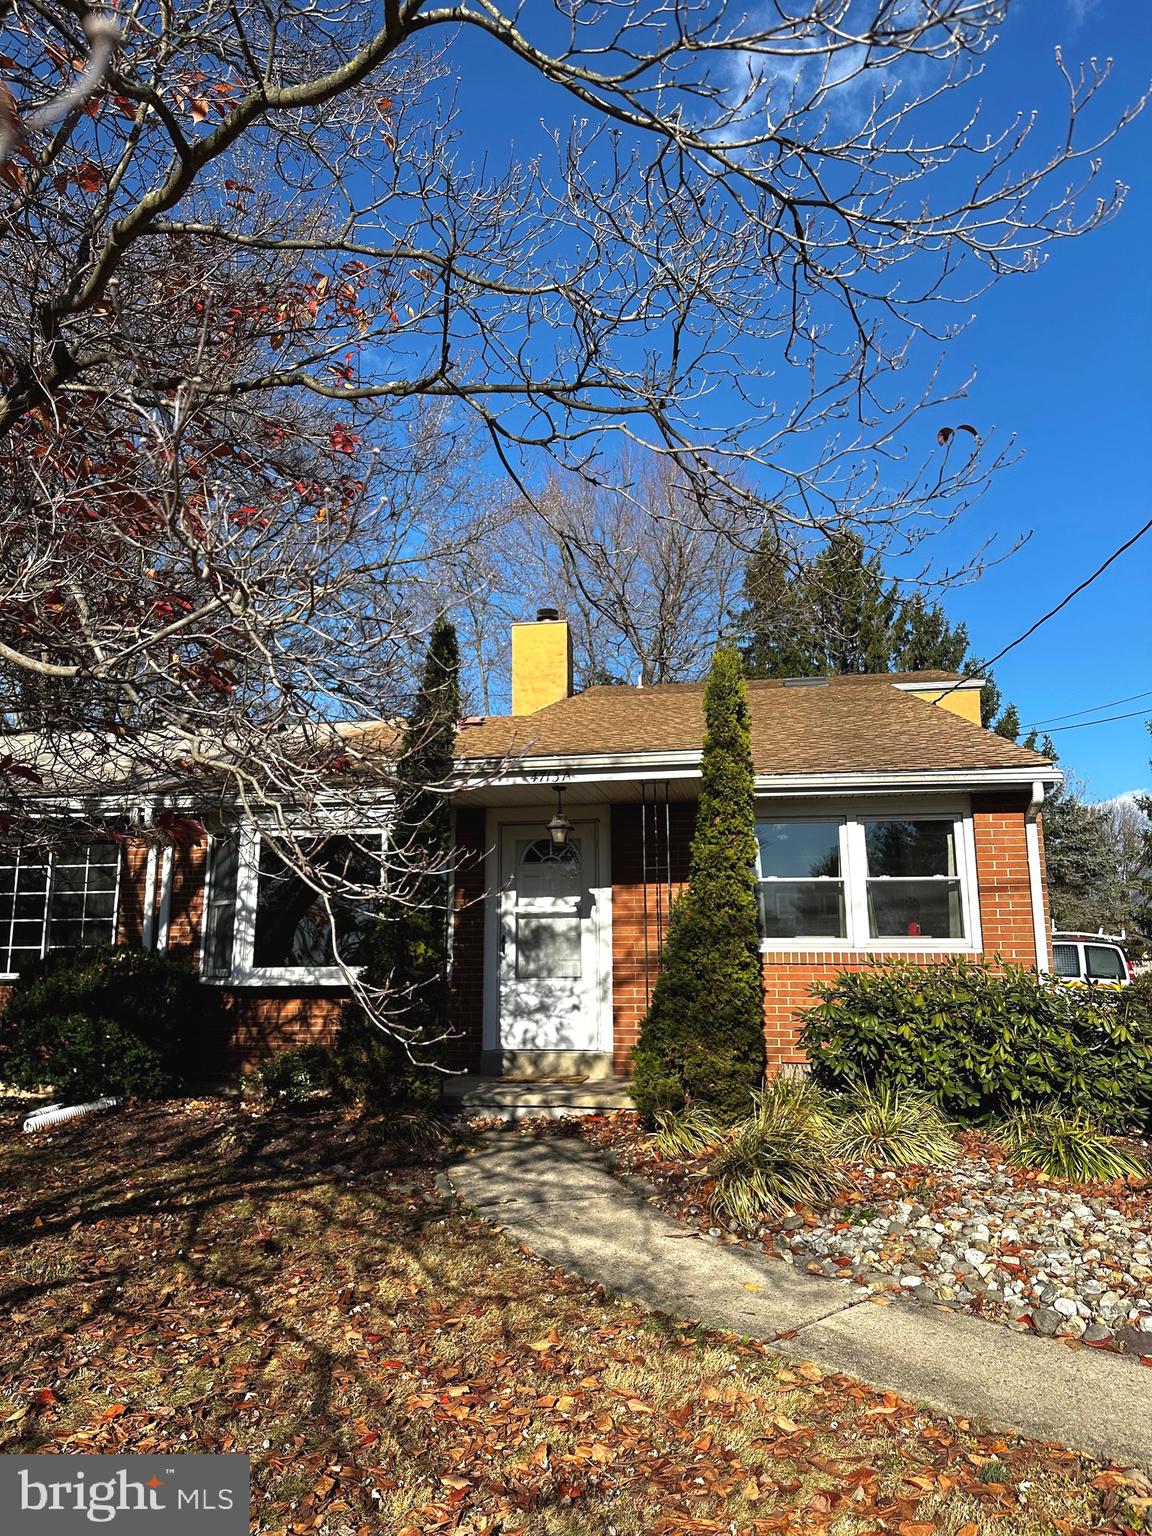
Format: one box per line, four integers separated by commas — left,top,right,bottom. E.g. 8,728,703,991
444,2,1151,800
931,0,1152,801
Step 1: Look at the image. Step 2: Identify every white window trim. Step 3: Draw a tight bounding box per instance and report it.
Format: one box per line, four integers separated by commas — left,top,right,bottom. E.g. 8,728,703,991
201,821,390,987
0,841,124,980
757,805,982,955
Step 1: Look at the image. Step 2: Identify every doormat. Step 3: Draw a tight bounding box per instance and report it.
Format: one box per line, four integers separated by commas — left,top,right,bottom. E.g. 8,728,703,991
499,1074,590,1085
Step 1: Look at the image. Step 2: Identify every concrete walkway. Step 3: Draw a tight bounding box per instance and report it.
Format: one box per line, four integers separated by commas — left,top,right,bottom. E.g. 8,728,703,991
447,1133,1152,1469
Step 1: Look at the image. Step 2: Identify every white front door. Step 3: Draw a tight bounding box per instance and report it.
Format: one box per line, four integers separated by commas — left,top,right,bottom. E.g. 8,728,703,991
497,822,602,1052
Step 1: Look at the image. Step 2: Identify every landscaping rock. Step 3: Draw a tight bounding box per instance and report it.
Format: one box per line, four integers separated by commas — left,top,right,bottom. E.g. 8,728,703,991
749,1148,1152,1354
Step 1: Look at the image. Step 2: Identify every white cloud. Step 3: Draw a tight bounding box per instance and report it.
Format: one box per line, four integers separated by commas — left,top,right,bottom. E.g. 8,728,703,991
1066,0,1101,25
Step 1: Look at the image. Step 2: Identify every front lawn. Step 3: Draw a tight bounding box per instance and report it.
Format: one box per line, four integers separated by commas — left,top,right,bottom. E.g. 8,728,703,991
1,1100,1149,1535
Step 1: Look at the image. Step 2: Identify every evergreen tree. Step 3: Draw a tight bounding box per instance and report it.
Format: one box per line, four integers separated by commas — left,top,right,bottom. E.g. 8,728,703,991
334,617,461,1106
1043,781,1133,936
631,645,766,1120
740,531,1015,734
1132,724,1152,939
993,702,1021,741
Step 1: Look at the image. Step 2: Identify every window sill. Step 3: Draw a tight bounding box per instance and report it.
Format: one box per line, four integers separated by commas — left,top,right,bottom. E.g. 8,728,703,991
759,940,976,957
202,968,360,988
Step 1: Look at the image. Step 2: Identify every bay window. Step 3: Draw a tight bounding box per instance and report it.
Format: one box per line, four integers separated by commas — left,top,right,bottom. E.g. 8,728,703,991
756,809,975,950
0,840,121,975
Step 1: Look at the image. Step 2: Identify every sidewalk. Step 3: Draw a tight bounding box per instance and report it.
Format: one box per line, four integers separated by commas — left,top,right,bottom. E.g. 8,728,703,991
447,1133,1152,1470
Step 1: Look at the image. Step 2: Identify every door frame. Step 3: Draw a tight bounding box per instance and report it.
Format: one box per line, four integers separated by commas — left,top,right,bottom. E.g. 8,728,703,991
481,803,613,1056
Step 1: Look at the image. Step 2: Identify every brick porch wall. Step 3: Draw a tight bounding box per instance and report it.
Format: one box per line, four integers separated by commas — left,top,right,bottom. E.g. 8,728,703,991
609,803,694,1076
610,791,1047,1077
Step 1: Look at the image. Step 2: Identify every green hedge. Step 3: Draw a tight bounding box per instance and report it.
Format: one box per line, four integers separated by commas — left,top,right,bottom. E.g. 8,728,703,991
0,945,218,1099
799,960,1152,1131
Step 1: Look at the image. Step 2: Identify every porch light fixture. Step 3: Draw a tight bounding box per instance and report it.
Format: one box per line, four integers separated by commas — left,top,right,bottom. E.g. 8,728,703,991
547,787,574,849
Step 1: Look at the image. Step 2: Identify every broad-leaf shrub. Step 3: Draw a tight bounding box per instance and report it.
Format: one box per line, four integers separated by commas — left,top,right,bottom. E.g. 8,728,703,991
0,946,216,1099
800,960,1152,1130
254,1045,334,1107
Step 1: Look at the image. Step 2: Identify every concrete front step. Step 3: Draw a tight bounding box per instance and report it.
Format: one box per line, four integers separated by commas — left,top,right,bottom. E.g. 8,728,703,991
480,1049,616,1081
442,1075,635,1120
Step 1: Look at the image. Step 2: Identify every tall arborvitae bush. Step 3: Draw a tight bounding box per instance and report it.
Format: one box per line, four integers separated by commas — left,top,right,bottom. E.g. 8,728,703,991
631,644,766,1120
333,617,461,1107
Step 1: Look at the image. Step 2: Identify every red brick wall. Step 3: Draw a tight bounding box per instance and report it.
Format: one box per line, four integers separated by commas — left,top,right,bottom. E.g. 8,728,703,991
611,793,1047,1077
170,810,490,1074
117,840,152,947
213,990,346,1074
0,796,1048,1081
610,803,694,1075
970,791,1041,966
164,842,208,961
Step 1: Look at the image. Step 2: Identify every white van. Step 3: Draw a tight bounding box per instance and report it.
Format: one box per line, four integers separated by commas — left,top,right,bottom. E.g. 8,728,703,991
1051,931,1132,987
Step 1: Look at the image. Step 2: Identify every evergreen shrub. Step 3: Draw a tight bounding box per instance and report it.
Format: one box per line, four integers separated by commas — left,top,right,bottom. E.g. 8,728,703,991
631,645,766,1121
254,1044,334,1106
0,945,216,1099
335,617,459,1111
801,959,1152,1130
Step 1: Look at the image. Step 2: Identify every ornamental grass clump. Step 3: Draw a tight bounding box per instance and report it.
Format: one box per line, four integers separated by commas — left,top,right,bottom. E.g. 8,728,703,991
652,1103,725,1159
996,1104,1147,1186
709,1078,841,1229
830,1084,956,1169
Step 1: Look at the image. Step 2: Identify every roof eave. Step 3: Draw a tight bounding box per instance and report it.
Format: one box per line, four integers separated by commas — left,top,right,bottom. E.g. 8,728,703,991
453,750,1062,794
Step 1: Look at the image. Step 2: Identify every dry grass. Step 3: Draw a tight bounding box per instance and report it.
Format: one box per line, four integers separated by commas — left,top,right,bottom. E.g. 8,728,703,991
0,1099,1146,1536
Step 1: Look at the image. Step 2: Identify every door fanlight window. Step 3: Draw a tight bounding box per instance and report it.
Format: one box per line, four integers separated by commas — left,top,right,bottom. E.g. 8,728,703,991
517,837,581,901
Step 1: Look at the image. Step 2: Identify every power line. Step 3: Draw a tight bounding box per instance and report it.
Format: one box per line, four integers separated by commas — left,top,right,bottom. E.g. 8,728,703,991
977,511,1152,675
927,510,1152,712
1043,706,1152,735
1025,688,1152,730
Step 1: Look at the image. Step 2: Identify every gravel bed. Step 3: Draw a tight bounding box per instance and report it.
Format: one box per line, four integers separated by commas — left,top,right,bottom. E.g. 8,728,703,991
763,1155,1152,1351
575,1117,1152,1355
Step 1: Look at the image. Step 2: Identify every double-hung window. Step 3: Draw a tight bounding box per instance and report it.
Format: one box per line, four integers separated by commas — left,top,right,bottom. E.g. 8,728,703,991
203,825,386,983
756,810,974,950
0,840,121,975
756,821,846,939
862,818,965,940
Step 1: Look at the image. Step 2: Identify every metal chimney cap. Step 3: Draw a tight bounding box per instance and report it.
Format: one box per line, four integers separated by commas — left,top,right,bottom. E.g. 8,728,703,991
536,606,561,622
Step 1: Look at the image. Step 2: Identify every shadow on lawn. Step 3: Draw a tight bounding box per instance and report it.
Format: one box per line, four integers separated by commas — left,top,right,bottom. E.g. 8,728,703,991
0,1102,492,1481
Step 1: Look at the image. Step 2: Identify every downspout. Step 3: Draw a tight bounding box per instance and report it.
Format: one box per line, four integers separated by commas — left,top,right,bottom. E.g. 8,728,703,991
1025,780,1049,973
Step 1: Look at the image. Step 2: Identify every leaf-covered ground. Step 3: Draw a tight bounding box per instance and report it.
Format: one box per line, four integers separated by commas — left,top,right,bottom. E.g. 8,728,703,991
2,1100,1150,1536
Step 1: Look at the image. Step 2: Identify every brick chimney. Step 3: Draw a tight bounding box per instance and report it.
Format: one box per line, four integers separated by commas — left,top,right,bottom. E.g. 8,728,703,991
511,608,573,715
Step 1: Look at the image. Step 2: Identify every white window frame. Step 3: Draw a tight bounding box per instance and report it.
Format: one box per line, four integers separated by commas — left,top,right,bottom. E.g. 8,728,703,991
0,840,123,979
200,821,389,987
756,800,981,955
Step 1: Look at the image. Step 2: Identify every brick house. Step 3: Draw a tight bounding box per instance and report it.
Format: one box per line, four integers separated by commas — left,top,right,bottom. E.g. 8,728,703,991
0,612,1060,1080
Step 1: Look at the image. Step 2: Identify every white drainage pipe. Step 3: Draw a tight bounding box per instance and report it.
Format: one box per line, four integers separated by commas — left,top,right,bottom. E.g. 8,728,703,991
22,1097,121,1133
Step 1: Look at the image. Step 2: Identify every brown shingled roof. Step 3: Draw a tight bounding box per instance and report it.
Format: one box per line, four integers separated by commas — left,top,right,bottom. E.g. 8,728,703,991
455,674,1052,777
